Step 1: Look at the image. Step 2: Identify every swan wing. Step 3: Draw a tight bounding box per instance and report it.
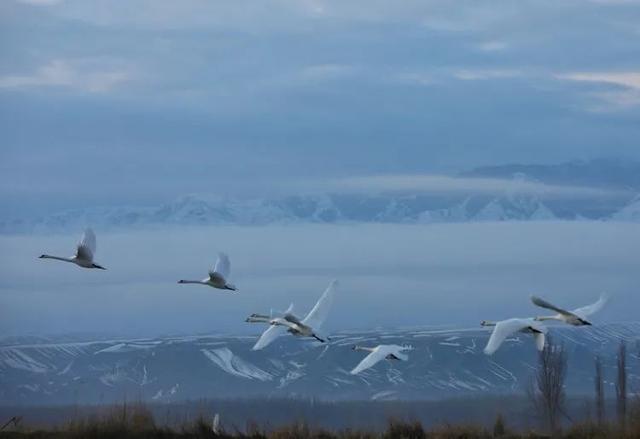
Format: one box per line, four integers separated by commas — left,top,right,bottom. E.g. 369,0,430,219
530,296,571,316
76,228,96,261
484,319,529,355
210,253,230,279
302,280,338,330
284,303,295,314
350,347,388,375
274,303,296,318
571,294,609,319
252,325,285,351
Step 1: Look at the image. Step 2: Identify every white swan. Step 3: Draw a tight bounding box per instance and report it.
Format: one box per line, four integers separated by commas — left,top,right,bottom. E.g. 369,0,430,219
481,318,547,355
350,344,411,375
39,228,106,270
531,294,608,326
247,280,337,350
178,253,237,291
212,413,220,434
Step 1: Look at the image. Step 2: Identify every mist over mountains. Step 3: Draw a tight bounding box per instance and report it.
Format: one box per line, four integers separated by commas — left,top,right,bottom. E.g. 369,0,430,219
2,159,640,234
461,159,640,189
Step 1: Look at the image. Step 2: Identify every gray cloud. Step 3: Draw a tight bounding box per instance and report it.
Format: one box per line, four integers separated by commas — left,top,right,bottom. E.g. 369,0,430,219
330,174,624,198
0,59,133,92
1,0,640,215
555,71,640,110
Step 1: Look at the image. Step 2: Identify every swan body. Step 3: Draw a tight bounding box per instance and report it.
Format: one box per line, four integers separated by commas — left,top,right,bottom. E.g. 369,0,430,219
481,318,547,355
531,294,608,326
39,228,106,270
350,344,411,375
247,280,338,350
178,253,237,291
212,413,220,434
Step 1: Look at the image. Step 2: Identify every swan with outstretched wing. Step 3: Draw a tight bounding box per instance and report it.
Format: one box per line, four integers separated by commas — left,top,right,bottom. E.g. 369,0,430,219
481,318,547,355
39,228,106,270
350,344,412,375
178,252,237,291
247,280,338,350
531,294,608,326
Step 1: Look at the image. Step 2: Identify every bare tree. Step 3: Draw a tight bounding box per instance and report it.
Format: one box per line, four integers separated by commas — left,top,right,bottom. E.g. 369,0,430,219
0,416,22,431
594,355,605,426
529,337,568,436
616,340,627,431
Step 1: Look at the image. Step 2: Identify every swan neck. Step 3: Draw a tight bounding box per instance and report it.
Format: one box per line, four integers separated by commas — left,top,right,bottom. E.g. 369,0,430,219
246,314,271,323
353,346,374,352
535,316,558,322
40,255,73,263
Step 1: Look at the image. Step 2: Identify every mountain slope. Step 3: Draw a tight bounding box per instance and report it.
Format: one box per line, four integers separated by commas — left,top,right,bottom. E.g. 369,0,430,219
1,323,638,405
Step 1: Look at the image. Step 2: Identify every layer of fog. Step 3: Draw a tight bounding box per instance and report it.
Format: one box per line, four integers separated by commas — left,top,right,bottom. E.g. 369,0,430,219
0,221,637,338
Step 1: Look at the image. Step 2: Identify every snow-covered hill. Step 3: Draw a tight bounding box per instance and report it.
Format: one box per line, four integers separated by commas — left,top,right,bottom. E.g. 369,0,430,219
2,191,638,234
611,196,640,221
1,323,638,405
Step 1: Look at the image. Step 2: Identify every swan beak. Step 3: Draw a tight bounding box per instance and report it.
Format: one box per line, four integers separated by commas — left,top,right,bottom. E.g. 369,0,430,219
38,255,46,259
93,264,106,270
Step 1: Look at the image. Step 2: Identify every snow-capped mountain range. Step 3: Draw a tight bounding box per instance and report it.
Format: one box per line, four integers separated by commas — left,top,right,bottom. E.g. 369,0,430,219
2,160,640,233
1,323,638,405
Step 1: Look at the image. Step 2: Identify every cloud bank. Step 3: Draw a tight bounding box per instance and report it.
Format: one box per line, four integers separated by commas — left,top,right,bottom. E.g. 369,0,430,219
331,174,622,198
2,0,640,216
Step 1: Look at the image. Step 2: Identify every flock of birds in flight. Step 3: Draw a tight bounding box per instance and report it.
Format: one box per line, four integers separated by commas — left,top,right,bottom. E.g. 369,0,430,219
39,228,609,375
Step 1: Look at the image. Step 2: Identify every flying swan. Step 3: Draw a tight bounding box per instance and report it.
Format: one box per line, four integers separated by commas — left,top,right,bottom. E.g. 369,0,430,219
39,228,106,270
481,318,547,355
530,294,609,326
178,253,237,291
350,344,412,375
246,280,338,350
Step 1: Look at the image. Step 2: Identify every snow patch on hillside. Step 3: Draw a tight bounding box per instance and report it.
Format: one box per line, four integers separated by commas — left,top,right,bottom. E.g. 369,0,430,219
202,347,273,381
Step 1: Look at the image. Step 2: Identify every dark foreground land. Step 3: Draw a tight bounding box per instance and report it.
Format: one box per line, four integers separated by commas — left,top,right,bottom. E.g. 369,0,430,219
2,396,636,431
0,417,639,439
0,399,639,439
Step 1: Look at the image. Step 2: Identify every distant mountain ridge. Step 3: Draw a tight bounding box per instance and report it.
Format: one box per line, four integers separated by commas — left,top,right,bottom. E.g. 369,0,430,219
2,160,639,233
1,323,638,405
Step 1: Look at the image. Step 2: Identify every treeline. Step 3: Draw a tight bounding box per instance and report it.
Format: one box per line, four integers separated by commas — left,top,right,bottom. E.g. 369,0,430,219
527,338,638,436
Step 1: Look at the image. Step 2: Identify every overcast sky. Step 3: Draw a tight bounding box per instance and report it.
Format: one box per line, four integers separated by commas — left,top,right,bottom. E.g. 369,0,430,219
1,1,640,338
1,0,640,217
